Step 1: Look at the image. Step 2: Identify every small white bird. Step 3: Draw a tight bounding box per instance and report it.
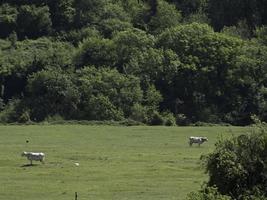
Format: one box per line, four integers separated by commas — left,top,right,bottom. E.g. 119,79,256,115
74,162,80,166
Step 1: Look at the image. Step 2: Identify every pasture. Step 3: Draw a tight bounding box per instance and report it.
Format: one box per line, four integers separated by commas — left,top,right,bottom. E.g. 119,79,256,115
0,125,249,200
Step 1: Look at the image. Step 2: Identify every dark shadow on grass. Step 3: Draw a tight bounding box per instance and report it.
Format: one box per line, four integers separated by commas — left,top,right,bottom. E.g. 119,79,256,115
21,164,38,167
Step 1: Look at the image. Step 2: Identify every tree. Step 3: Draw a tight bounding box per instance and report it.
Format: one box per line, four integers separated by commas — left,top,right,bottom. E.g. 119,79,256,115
0,4,18,38
76,66,143,119
207,0,267,32
47,0,75,30
73,0,105,28
74,37,118,68
113,28,155,72
98,3,132,37
16,5,52,39
224,41,267,124
167,0,207,17
0,38,75,102
255,26,267,46
148,0,181,34
123,48,164,84
98,19,133,38
157,23,243,123
26,69,80,121
136,0,158,23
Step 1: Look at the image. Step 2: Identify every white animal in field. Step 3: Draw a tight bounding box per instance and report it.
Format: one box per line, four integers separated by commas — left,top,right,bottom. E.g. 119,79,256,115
189,136,208,146
21,151,45,165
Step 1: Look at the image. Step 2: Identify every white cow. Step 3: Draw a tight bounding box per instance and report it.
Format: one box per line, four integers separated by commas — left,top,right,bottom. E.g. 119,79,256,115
189,136,208,146
21,151,45,165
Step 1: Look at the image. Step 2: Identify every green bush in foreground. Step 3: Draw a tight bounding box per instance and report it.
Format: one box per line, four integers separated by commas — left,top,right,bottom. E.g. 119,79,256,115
186,187,232,200
201,121,267,199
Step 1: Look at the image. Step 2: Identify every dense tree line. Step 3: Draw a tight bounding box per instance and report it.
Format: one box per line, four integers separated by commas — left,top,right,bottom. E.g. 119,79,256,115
0,0,266,125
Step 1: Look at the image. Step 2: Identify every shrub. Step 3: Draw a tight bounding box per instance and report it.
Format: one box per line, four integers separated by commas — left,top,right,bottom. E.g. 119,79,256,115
45,114,65,123
130,103,149,123
27,69,80,121
0,99,21,123
162,111,176,126
149,111,164,125
176,113,189,126
18,110,31,123
202,122,267,199
187,186,232,200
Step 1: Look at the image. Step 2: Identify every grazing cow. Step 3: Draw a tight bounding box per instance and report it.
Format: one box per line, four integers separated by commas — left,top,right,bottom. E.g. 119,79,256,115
21,151,45,165
189,136,208,146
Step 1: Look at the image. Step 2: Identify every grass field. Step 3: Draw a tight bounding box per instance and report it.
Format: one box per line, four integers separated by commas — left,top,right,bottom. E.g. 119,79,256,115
0,125,249,200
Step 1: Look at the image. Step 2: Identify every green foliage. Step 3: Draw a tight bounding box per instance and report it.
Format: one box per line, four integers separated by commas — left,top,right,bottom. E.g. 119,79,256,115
207,0,267,32
176,113,189,126
149,111,165,125
187,186,232,200
0,4,18,38
0,38,74,74
81,94,124,121
57,27,100,46
148,0,181,34
17,5,52,39
47,0,75,30
101,3,131,22
99,18,133,38
0,99,20,123
73,0,105,28
130,103,149,123
222,21,251,39
184,11,210,24
77,66,143,120
0,38,75,101
143,84,163,108
255,26,267,45
162,111,176,126
75,37,118,68
157,23,246,123
124,48,164,83
0,0,267,125
167,0,207,17
225,41,267,124
203,123,267,199
27,69,80,121
113,28,155,70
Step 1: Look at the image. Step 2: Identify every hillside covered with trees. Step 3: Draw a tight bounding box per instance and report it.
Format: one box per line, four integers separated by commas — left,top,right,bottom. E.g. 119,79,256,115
0,0,267,125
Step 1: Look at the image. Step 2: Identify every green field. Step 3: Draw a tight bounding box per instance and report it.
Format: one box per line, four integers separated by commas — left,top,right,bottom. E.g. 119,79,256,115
0,125,249,200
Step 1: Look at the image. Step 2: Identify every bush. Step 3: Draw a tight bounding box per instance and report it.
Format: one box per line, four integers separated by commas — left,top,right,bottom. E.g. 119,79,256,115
149,111,164,125
0,99,32,123
18,110,31,123
82,95,124,121
130,103,149,123
187,186,232,200
27,69,80,121
45,114,65,123
17,5,52,38
176,113,190,126
162,111,176,126
202,122,267,199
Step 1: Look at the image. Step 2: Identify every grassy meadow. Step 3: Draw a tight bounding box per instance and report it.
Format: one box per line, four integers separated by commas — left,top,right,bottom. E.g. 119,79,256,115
0,125,249,200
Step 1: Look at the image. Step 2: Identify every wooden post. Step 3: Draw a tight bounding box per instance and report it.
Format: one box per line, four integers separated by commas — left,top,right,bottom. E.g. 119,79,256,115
75,192,78,200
